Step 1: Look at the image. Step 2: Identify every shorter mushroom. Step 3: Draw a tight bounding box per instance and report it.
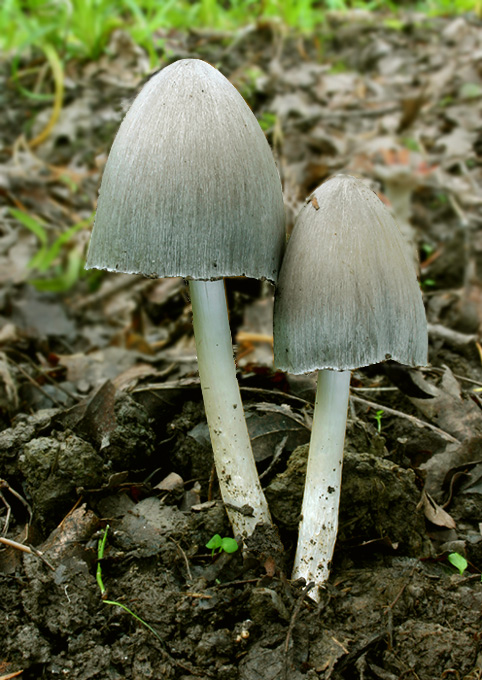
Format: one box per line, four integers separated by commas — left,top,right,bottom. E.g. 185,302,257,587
273,174,427,599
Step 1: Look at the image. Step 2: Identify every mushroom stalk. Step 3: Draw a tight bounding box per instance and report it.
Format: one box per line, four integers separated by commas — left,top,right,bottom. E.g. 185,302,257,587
189,279,272,537
292,369,351,600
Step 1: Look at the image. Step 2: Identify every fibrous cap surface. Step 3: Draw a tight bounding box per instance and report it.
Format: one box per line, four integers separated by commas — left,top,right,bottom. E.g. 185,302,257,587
273,174,428,372
86,59,285,283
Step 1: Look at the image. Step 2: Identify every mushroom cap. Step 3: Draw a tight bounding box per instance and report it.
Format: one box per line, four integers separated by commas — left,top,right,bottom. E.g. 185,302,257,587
86,59,286,283
273,175,428,373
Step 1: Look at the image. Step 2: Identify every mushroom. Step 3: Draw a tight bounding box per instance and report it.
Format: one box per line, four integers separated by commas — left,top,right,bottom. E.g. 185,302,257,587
86,59,286,538
273,174,427,598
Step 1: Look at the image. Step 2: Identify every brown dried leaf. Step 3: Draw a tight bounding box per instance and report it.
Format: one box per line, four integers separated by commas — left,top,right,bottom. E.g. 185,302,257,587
409,366,482,441
419,489,456,529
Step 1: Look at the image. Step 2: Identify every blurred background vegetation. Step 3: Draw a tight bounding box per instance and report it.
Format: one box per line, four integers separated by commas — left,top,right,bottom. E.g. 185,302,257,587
1,0,480,293
1,0,480,63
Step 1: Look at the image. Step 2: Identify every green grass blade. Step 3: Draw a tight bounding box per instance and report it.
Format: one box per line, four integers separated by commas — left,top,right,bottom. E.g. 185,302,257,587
9,208,47,245
103,600,164,643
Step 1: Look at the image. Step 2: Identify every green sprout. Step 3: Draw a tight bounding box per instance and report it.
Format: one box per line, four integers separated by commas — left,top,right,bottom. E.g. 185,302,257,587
97,525,163,643
420,243,434,258
373,409,384,433
205,534,239,557
401,137,420,152
447,552,468,575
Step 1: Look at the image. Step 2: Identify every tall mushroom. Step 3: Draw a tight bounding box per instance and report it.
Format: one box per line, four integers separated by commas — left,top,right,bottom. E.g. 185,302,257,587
273,174,427,598
86,59,286,538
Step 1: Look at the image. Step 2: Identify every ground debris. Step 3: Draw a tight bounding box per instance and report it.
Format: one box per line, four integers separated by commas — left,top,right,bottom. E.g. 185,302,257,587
2,11,482,680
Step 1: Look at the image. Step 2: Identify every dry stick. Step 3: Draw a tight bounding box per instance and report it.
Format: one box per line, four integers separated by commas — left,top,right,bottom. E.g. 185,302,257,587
0,537,55,570
259,434,288,481
0,479,32,521
0,480,32,538
11,360,63,407
6,349,79,403
207,463,216,503
428,323,477,348
0,670,24,680
216,578,260,589
73,274,154,310
384,562,419,650
400,670,422,680
283,582,315,680
0,536,33,553
350,395,460,444
0,492,11,535
28,543,56,571
241,385,315,408
334,631,388,675
168,537,192,582
420,366,482,388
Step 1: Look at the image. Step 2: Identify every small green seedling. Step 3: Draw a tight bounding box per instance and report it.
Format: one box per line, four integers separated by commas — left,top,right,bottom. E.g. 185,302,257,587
97,525,163,643
206,534,239,557
374,409,384,433
421,278,436,289
447,552,468,575
420,243,435,258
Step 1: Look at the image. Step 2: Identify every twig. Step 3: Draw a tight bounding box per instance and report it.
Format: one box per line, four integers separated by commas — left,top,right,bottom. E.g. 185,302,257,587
12,361,63,407
0,536,55,570
0,479,32,524
0,670,24,679
350,395,460,443
6,349,79,402
168,537,193,582
384,562,418,649
259,434,288,481
283,582,315,680
241,385,312,407
428,323,478,348
352,387,398,392
28,543,56,571
73,274,153,310
0,491,11,535
420,366,482,389
0,479,32,538
0,536,33,553
215,578,260,589
207,463,216,502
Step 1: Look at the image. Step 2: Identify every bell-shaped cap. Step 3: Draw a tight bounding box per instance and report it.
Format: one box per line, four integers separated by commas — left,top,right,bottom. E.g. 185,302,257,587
273,175,428,373
86,59,286,283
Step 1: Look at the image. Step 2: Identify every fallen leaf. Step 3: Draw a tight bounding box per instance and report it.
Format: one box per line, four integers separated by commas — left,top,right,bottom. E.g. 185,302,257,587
419,489,456,529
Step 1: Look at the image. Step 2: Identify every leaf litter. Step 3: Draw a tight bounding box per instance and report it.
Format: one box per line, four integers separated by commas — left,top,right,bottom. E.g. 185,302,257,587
1,10,482,680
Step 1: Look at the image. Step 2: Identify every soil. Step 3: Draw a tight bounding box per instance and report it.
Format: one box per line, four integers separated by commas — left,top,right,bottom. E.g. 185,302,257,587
1,10,482,680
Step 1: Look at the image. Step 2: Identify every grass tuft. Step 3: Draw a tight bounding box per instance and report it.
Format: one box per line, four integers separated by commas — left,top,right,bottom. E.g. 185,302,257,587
1,0,479,64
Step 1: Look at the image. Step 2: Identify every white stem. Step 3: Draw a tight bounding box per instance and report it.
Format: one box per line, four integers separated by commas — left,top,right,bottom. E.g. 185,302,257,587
292,369,351,600
189,279,272,538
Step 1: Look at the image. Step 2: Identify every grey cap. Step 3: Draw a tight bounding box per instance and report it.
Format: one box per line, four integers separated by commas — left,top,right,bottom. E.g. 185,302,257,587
273,175,428,373
86,59,286,283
